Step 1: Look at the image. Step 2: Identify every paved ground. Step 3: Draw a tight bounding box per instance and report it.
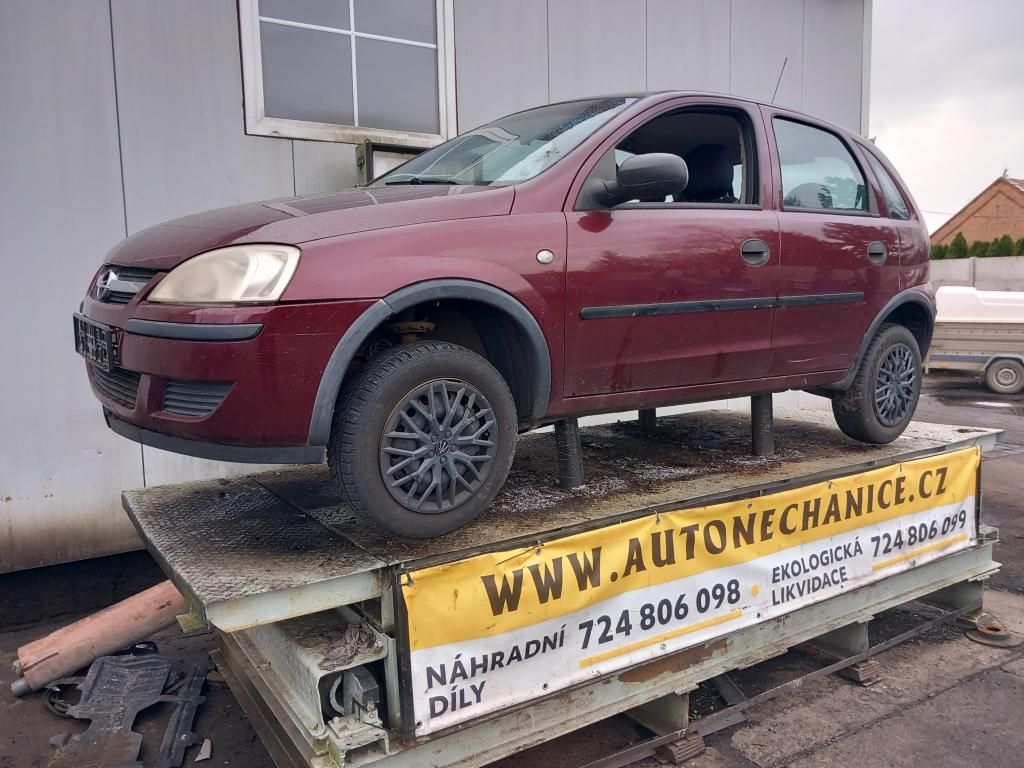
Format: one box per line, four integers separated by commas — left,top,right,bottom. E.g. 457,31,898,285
2,372,1021,768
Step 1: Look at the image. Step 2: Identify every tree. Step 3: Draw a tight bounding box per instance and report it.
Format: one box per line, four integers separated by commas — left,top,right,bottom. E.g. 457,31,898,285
969,239,990,258
950,232,969,259
990,234,1015,257
931,243,948,260
1014,237,1024,256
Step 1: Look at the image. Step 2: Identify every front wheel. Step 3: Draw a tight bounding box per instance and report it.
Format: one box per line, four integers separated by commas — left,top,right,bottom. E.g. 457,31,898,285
329,341,517,538
985,358,1024,395
831,323,922,444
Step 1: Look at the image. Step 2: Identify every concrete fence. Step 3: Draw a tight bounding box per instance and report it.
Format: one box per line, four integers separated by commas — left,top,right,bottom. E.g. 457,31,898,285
930,256,1024,291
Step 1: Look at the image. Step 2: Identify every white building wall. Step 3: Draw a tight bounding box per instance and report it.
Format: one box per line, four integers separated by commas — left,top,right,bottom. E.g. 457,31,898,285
0,0,359,572
454,0,869,132
0,0,868,572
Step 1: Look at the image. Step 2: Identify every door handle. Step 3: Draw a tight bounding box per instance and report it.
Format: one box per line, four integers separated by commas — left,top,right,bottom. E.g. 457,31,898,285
867,241,888,264
740,238,771,267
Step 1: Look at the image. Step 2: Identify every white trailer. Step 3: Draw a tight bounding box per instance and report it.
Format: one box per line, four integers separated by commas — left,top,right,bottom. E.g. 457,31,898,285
926,286,1024,394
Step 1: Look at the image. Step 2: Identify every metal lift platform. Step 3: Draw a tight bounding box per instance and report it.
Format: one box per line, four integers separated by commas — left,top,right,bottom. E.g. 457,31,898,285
123,409,1003,768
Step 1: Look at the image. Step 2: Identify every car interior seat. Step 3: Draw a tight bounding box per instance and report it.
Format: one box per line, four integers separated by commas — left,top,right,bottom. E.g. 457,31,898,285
680,143,737,203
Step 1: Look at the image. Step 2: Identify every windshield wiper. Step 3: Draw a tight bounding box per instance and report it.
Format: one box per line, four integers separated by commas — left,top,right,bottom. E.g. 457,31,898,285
384,176,466,185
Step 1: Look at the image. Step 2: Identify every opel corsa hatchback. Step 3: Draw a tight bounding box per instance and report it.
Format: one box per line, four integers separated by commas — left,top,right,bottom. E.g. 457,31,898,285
76,93,934,537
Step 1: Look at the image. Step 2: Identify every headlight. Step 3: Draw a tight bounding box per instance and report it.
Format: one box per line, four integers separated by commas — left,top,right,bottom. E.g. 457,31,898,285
148,244,300,304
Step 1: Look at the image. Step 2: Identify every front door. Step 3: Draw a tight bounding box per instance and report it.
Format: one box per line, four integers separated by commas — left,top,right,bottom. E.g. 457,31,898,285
562,103,779,397
564,209,780,396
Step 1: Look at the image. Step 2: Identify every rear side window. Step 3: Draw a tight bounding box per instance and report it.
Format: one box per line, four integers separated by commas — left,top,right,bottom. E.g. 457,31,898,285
864,152,911,220
773,118,868,213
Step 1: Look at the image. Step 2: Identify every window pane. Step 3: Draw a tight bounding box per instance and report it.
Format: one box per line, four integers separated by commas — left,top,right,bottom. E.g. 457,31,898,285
373,98,635,186
259,0,349,29
865,152,910,220
353,0,436,44
774,119,867,212
356,38,438,134
612,110,749,204
261,22,354,125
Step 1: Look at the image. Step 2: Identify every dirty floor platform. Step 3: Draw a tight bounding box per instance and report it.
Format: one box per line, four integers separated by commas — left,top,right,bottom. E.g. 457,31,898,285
122,408,997,625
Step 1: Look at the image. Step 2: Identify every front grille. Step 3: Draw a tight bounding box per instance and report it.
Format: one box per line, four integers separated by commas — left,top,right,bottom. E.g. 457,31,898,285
161,379,233,418
95,265,159,304
92,365,141,408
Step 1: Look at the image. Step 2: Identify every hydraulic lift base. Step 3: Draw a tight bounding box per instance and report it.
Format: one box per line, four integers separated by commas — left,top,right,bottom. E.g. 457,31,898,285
122,410,1002,768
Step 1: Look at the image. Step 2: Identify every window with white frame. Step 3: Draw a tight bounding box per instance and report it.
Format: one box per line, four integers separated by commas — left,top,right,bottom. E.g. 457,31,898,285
239,0,454,146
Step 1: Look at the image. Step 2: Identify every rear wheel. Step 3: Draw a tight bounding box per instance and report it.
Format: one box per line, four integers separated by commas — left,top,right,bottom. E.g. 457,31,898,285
832,323,922,444
985,358,1024,395
328,341,517,538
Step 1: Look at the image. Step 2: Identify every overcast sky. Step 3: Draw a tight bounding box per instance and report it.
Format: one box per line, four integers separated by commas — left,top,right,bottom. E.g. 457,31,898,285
870,0,1024,233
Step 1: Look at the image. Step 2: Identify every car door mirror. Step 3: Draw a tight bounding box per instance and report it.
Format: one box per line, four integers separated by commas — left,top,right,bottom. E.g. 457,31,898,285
577,152,689,210
610,153,689,206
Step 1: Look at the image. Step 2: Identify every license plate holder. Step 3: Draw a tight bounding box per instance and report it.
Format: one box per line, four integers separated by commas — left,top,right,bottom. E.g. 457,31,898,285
73,313,116,372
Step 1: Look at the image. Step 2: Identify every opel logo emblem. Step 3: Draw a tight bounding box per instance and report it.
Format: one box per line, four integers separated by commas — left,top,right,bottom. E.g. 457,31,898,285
95,268,118,301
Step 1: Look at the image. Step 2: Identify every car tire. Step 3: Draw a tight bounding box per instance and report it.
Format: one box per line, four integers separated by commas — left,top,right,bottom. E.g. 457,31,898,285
984,358,1024,395
831,323,922,444
328,341,517,538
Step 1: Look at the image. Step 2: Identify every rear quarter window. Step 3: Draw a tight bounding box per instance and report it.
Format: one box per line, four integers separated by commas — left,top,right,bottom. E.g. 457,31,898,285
864,151,911,220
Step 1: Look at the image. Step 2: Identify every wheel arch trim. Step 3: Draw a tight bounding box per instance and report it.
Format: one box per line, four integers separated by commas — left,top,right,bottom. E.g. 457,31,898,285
307,279,552,447
822,288,936,391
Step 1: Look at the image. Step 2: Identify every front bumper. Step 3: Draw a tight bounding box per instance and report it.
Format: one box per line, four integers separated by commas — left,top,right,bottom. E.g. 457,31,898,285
81,295,377,458
105,412,325,463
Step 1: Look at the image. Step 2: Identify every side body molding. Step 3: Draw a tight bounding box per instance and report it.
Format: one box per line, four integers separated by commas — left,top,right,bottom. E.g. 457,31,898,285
821,288,936,391
306,280,553,447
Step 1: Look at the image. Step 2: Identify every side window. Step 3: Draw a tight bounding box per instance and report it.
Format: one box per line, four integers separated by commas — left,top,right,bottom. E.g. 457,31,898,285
864,152,911,220
773,118,868,213
610,110,755,205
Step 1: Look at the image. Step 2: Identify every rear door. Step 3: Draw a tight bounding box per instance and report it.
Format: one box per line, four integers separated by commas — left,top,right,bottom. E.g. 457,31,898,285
764,111,900,377
562,99,780,397
859,147,930,291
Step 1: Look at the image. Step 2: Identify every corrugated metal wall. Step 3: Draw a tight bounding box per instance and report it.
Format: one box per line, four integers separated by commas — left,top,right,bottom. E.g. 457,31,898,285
453,0,869,133
0,0,869,573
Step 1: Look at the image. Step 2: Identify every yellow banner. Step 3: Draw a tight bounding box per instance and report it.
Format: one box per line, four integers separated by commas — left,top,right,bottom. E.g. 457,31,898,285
402,447,979,651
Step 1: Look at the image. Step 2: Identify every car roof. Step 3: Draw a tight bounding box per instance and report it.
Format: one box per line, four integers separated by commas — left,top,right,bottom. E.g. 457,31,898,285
546,91,858,138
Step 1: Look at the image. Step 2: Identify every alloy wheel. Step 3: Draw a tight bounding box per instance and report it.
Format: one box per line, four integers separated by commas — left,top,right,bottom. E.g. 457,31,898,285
379,379,497,514
873,342,916,427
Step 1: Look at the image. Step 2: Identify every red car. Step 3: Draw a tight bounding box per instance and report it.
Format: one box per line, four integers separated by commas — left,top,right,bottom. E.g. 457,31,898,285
75,93,934,537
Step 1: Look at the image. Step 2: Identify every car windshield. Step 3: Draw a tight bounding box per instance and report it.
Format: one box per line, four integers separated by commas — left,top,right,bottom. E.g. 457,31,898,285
372,97,637,187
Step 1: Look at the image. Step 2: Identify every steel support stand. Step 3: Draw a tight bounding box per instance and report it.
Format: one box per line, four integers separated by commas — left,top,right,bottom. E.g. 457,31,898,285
751,394,774,456
555,418,585,489
921,578,985,627
638,408,657,434
801,620,882,686
625,690,705,766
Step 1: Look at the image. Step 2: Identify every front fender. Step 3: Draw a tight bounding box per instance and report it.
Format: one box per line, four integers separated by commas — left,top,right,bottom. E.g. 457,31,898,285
306,279,553,447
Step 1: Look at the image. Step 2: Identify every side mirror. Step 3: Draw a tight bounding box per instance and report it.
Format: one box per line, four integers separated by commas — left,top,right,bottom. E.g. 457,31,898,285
602,152,692,207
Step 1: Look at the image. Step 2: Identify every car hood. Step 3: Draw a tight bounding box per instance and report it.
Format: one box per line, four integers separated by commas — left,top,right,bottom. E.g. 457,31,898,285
105,185,515,270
